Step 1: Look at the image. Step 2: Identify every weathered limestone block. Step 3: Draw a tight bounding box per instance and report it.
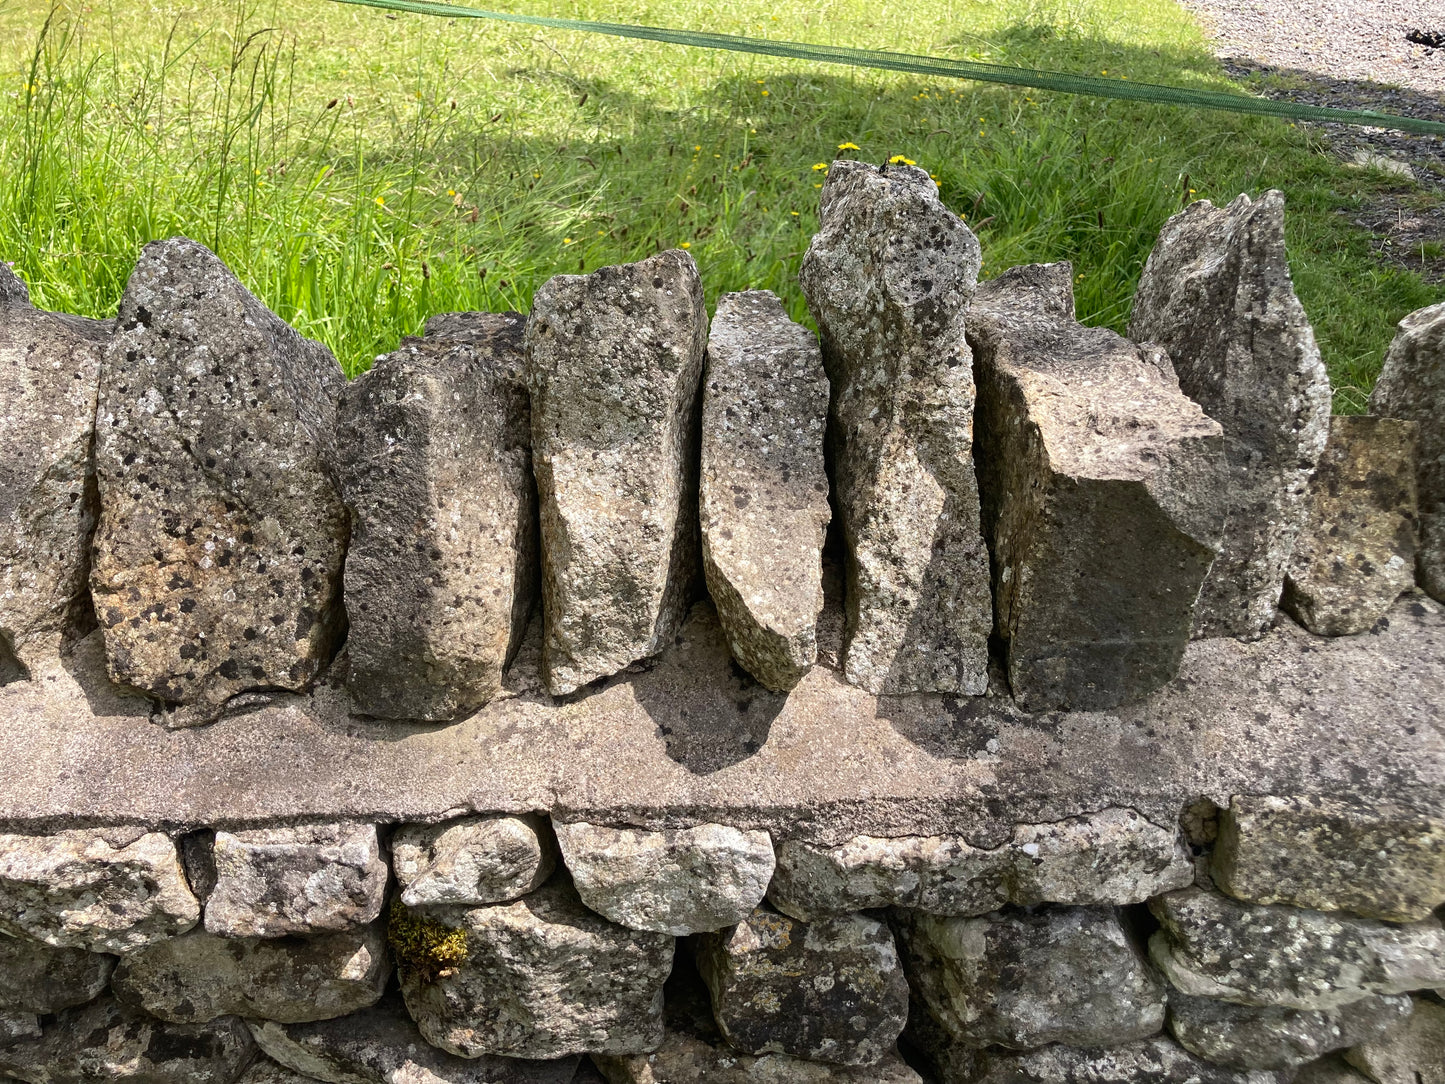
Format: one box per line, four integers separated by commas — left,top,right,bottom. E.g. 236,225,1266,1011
0,828,198,953
1211,794,1445,922
523,250,707,695
1345,996,1445,1084
1167,991,1413,1070
0,932,113,1014
894,905,1165,1050
1130,191,1332,639
554,821,774,935
1147,886,1445,1009
0,264,106,675
1282,416,1418,636
391,814,553,907
1370,302,1445,602
91,237,347,725
694,906,908,1066
202,823,388,938
336,312,536,721
969,262,1226,710
395,879,674,1059
798,160,991,695
967,1036,1291,1084
111,922,389,1024
768,808,1192,921
699,290,830,692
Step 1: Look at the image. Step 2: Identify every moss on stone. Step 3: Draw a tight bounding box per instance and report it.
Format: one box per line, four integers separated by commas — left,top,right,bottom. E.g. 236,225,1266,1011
387,900,468,984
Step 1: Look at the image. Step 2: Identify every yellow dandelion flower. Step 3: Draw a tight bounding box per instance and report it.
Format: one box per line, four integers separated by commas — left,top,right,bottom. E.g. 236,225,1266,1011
447,189,456,196
761,90,769,96
563,237,573,244
812,162,828,171
888,155,916,166
814,183,823,188
837,141,860,151
375,196,384,206
790,210,799,216
756,79,765,84
694,145,702,151
680,242,691,249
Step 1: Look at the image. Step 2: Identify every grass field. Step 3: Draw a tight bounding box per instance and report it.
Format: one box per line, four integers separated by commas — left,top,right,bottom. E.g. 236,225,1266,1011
1,0,1440,408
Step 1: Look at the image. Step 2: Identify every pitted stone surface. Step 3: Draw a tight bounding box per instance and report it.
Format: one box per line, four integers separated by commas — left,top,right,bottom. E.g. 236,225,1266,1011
1130,191,1332,639
1370,302,1445,602
336,313,535,721
1212,794,1445,922
699,290,829,692
0,828,198,953
1344,997,1445,1084
392,815,553,908
202,823,388,938
236,1059,325,1084
0,264,106,675
90,237,347,726
523,250,707,695
1147,886,1445,1009
0,933,112,1015
798,160,991,695
967,1036,1290,1083
969,261,1225,710
555,821,773,935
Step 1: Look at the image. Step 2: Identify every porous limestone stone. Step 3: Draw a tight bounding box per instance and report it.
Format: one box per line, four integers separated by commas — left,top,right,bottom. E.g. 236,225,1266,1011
202,823,388,938
0,932,113,1014
969,261,1226,710
1147,886,1445,1009
699,290,830,692
110,922,389,1024
391,814,553,907
967,1036,1290,1084
554,821,774,935
797,160,991,695
694,906,908,1066
395,879,674,1059
1130,191,1332,639
1371,302,1445,602
767,807,1192,921
1282,416,1418,636
91,237,347,726
894,905,1166,1051
0,827,199,953
1167,991,1413,1071
1345,996,1445,1084
0,264,106,676
523,250,707,695
1211,794,1445,922
336,312,536,721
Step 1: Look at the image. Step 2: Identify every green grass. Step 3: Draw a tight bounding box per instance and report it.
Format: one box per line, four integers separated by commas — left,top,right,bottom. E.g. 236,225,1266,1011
1,0,1440,408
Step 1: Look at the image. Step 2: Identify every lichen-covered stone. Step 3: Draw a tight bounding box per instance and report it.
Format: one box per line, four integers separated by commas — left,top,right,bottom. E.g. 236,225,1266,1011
894,905,1165,1051
1211,794,1445,922
0,828,199,953
768,808,1192,921
1130,191,1332,639
1,1012,39,1044
523,250,707,695
396,879,674,1059
91,237,347,726
970,261,1226,710
235,1058,326,1084
694,906,908,1066
798,160,991,695
1147,886,1445,1009
0,932,113,1014
202,823,387,938
1294,1057,1373,1084
0,264,106,676
1370,302,1445,602
1344,996,1445,1084
699,290,829,692
967,1036,1291,1084
336,313,536,721
391,814,553,907
1282,416,1418,636
555,821,774,935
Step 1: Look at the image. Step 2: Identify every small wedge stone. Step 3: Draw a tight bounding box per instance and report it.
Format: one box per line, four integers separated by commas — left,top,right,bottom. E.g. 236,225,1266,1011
391,814,553,907
0,932,113,1014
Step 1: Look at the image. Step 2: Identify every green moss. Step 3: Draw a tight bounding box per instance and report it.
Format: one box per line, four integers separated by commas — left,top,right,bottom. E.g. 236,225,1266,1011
387,901,469,984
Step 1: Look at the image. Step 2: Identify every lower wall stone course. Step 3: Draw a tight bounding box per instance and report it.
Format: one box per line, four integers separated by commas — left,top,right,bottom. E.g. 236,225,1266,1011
965,1036,1293,1084
0,932,113,1015
237,1059,328,1084
1343,996,1445,1084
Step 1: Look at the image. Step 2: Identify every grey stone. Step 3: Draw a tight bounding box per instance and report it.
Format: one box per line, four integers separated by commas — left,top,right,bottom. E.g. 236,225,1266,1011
391,815,553,908
336,313,536,721
1294,1058,1373,1084
1345,996,1445,1084
1211,794,1445,922
554,821,773,935
236,1059,327,1084
798,160,991,695
894,905,1165,1050
523,250,707,695
1371,302,1445,602
395,878,674,1059
1283,416,1419,636
0,264,106,676
768,807,1192,921
1147,886,1445,1009
699,290,829,692
1130,190,1332,639
0,1014,39,1044
203,823,388,938
0,828,198,953
967,1036,1289,1084
91,237,347,726
695,906,908,1066
0,931,113,1013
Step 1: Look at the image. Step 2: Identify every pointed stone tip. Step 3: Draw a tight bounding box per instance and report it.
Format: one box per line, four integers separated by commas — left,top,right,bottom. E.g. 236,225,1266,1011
0,261,31,306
